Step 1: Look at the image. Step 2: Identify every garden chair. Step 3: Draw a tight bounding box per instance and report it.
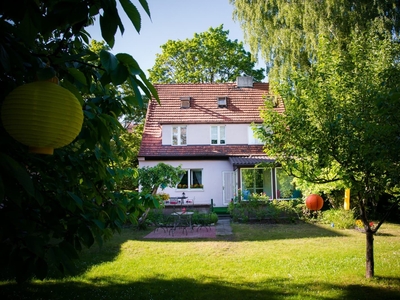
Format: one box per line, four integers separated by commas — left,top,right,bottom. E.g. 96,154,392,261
153,212,174,233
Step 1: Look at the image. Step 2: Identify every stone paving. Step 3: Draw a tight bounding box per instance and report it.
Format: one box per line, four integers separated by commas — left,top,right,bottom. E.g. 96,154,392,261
215,217,233,236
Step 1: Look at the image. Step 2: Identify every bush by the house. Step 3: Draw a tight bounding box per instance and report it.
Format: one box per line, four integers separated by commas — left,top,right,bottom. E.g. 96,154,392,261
228,196,303,223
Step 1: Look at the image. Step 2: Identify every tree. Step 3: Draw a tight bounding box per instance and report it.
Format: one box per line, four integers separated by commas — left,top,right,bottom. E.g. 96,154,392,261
149,25,265,83
257,29,400,278
137,163,185,225
231,0,400,86
0,0,159,282
231,0,400,278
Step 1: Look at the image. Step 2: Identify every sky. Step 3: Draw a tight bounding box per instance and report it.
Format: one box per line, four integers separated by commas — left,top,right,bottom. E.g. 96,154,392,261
86,0,265,78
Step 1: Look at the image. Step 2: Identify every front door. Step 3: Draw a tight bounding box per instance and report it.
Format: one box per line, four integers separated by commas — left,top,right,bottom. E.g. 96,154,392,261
222,171,236,205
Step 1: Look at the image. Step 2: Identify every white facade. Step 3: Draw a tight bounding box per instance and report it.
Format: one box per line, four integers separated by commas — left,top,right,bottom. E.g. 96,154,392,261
138,159,234,207
161,123,262,145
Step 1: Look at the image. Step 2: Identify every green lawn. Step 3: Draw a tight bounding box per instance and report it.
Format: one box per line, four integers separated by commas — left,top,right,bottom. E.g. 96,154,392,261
1,222,400,299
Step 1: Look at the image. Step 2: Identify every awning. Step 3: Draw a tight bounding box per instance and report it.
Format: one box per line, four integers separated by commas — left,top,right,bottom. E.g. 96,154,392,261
229,156,275,169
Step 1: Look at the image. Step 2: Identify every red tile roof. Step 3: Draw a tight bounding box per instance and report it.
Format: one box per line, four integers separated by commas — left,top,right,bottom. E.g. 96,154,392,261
139,82,283,158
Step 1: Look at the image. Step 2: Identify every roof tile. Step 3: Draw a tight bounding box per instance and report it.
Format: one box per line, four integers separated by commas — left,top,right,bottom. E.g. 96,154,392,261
139,82,282,158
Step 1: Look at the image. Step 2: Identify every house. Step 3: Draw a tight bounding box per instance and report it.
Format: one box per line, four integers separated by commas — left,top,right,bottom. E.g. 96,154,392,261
138,77,297,211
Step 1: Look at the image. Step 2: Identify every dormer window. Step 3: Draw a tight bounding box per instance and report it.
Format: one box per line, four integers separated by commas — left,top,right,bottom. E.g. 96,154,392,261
180,96,191,108
217,97,227,108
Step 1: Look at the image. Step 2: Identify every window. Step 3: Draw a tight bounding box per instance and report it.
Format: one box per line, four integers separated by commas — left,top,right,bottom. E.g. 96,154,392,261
172,126,187,145
177,169,203,189
180,96,191,108
240,168,273,200
211,125,225,144
217,97,227,108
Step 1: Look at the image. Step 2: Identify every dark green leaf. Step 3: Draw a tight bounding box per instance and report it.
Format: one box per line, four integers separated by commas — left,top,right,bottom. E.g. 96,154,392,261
0,153,34,197
67,191,84,211
93,219,105,230
139,72,159,102
62,80,84,104
128,75,143,106
36,67,56,81
78,225,94,248
100,13,117,48
60,240,80,259
111,63,129,85
100,50,118,73
68,68,87,86
138,0,151,18
120,0,141,32
24,236,45,258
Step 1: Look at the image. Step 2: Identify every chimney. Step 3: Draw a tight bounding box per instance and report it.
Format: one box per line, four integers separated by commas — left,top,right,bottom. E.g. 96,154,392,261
236,76,253,88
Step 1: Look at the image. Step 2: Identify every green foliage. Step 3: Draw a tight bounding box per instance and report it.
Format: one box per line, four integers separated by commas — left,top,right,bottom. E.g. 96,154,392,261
231,0,400,86
0,0,157,282
228,199,302,223
149,25,265,83
237,1,400,277
138,163,186,195
320,209,356,229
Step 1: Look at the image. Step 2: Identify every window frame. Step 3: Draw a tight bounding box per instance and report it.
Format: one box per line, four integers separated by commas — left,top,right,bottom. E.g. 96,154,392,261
172,125,187,146
177,168,203,190
210,125,226,145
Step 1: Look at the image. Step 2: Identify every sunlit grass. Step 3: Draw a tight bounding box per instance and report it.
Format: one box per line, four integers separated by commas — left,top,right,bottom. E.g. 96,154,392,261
1,222,400,299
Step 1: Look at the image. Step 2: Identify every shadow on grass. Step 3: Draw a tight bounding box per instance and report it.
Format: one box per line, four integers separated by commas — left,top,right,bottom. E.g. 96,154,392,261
1,276,400,300
139,221,347,242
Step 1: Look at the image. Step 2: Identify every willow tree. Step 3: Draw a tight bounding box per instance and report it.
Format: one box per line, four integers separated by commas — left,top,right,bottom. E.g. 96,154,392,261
232,0,400,278
149,25,265,83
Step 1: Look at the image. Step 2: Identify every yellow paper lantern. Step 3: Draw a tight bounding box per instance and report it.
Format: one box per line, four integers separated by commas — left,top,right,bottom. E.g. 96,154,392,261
1,81,83,154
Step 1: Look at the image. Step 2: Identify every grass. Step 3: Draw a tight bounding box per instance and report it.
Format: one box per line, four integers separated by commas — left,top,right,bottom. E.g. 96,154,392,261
1,222,400,299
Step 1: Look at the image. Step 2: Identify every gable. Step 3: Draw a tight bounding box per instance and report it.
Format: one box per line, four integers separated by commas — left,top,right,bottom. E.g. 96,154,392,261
139,81,283,158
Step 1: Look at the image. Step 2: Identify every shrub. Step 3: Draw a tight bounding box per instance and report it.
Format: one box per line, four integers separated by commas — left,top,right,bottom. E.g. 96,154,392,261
320,208,355,229
228,199,302,223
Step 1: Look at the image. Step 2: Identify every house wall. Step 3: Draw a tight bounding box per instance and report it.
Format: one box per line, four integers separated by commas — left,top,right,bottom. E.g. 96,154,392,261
161,124,255,145
138,159,233,207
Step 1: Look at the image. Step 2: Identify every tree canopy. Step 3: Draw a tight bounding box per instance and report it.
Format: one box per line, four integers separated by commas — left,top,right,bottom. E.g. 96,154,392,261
0,0,159,282
233,0,400,278
148,25,265,83
231,0,400,86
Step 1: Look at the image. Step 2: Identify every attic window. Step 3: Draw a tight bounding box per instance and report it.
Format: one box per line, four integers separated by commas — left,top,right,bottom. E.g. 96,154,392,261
217,97,227,108
180,96,191,108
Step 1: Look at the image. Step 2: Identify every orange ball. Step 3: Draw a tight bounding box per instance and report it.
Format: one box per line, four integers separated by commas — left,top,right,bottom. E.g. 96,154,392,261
305,194,324,211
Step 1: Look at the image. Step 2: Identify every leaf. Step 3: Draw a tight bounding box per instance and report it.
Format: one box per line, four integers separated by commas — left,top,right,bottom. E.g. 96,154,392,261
120,0,141,32
139,72,159,102
61,80,84,104
24,236,45,258
78,225,94,248
100,13,117,48
68,68,87,86
128,75,143,106
36,67,56,81
93,219,105,230
67,191,83,211
100,50,118,73
0,153,34,197
60,240,80,259
111,63,129,85
138,0,151,18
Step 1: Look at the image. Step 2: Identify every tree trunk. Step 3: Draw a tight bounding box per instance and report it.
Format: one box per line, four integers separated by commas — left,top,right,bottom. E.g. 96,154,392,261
365,228,374,278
